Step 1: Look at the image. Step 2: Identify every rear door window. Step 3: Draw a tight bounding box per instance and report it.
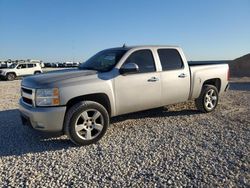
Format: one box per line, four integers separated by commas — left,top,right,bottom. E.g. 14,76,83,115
124,50,156,73
157,49,184,71
27,64,34,68
17,64,27,69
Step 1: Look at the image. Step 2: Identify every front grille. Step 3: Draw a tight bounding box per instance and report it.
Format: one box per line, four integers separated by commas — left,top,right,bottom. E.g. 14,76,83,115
23,97,33,105
22,87,32,94
21,86,34,106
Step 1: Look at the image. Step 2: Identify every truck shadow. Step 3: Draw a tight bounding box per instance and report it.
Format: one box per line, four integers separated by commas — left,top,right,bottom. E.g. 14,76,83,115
229,82,250,91
0,107,201,157
0,109,74,157
111,107,201,124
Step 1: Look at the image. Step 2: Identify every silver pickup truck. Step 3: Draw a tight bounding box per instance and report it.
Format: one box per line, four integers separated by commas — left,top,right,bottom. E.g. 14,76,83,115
19,45,229,145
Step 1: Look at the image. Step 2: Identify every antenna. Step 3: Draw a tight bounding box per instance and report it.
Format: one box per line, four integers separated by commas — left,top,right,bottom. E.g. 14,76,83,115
122,43,126,48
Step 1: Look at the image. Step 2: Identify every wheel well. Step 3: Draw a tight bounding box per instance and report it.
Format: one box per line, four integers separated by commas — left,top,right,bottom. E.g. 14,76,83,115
7,72,16,76
203,78,221,92
34,71,41,73
66,93,111,116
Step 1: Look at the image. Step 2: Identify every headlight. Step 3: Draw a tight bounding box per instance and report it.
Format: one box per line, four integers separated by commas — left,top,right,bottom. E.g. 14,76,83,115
35,88,60,106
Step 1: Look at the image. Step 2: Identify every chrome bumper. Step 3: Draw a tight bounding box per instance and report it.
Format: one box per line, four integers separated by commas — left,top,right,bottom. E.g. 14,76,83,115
19,99,66,132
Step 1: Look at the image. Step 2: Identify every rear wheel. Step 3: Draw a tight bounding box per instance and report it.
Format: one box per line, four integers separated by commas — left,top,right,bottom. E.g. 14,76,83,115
6,73,16,81
195,85,219,113
64,101,109,146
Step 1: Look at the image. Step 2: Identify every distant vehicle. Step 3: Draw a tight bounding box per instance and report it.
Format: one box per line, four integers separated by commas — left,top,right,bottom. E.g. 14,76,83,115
26,59,44,68
1,59,44,69
51,63,59,67
63,61,73,67
0,63,7,69
0,62,43,81
0,61,12,68
40,62,45,68
19,45,229,146
58,63,64,67
44,63,52,67
72,62,80,67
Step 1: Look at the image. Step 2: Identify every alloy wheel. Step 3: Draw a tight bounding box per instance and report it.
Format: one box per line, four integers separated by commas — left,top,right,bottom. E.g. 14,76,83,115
74,109,104,140
204,89,217,110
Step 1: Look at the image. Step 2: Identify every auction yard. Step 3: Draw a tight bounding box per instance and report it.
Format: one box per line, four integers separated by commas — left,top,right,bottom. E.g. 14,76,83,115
0,78,249,187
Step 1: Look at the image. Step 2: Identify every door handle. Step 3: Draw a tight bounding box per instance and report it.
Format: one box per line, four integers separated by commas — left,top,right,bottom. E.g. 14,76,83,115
148,76,159,82
178,73,187,78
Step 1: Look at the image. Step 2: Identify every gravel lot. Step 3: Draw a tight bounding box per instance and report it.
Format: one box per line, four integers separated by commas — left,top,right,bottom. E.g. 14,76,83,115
0,78,249,187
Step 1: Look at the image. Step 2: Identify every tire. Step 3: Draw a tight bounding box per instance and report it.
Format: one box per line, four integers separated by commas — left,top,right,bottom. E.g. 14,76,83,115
195,84,219,113
64,101,109,146
6,73,16,81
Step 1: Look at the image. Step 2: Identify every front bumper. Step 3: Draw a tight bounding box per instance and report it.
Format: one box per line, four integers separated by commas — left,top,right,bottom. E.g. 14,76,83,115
19,99,66,132
0,75,6,80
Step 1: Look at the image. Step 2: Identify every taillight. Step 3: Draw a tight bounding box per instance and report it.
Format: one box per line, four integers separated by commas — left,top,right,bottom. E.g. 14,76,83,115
227,67,230,81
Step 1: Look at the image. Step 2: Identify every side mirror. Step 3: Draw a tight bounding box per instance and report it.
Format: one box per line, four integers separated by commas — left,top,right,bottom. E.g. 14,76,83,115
119,63,139,75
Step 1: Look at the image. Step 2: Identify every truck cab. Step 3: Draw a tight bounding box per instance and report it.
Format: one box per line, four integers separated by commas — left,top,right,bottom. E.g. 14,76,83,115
113,46,190,115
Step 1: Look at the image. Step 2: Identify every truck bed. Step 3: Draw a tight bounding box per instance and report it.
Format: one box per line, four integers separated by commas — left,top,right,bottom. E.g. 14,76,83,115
189,63,229,100
188,60,231,66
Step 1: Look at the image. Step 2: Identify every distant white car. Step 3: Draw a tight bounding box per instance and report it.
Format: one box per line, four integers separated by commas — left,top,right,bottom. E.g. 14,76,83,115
72,62,80,67
0,62,43,81
63,61,73,67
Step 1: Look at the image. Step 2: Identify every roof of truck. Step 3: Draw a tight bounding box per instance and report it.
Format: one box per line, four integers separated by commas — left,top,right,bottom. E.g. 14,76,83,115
128,45,179,48
108,45,180,51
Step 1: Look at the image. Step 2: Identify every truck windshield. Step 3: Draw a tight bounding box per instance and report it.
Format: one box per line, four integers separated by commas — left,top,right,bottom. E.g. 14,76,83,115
79,49,127,72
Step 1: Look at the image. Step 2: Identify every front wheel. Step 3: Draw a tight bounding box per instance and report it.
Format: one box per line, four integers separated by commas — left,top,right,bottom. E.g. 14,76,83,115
6,73,16,81
64,101,109,146
195,85,219,113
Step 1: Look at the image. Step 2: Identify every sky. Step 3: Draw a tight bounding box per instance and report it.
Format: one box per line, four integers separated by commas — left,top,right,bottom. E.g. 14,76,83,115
0,0,250,62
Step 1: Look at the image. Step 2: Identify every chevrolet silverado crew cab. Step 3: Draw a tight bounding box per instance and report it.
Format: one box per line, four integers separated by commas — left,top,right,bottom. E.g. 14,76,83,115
0,62,43,81
19,45,229,145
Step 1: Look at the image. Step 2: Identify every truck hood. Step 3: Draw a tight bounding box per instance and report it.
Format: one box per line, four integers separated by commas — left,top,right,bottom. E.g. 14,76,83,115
22,69,98,88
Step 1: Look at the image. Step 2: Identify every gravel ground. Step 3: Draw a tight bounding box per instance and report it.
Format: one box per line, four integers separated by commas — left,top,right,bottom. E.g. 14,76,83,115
0,78,249,187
